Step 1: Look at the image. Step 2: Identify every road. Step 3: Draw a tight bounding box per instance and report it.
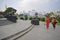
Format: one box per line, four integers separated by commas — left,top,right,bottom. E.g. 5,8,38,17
0,20,60,40
17,22,60,40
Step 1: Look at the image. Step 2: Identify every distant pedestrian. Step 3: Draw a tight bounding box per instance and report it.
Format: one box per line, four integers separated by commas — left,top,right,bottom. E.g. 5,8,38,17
52,17,57,29
45,17,50,29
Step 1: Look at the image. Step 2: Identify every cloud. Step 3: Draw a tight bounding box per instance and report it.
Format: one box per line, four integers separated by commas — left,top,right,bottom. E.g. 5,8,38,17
17,0,59,10
20,0,50,7
7,0,57,13
0,0,59,12
21,0,58,6
16,0,47,11
22,0,50,4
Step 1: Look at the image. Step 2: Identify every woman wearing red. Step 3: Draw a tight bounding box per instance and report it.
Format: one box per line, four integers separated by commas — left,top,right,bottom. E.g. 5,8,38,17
45,17,50,29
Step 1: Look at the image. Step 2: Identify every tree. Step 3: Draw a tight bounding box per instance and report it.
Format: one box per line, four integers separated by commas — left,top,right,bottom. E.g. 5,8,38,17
3,7,17,15
24,15,28,20
19,14,24,17
45,13,50,17
35,12,38,18
45,12,55,18
19,14,24,20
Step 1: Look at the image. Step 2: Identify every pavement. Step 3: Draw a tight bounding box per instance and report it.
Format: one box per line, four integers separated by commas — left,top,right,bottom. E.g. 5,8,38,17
17,22,60,40
0,20,31,39
0,19,60,40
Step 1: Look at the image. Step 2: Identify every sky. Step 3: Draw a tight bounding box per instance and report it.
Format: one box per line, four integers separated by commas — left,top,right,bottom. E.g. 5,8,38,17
0,0,60,13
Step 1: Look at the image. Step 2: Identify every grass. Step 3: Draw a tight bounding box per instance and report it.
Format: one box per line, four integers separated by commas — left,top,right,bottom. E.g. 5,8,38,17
57,22,60,25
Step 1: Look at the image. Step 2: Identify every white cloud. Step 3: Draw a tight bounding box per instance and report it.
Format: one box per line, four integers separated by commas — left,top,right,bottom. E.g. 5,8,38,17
22,0,58,5
0,0,59,12
17,0,59,10
20,0,50,7
22,0,50,4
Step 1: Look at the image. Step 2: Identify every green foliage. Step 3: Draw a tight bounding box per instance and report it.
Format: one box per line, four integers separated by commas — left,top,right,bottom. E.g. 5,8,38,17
45,12,55,18
29,17,32,20
20,17,24,20
24,15,28,20
57,18,60,22
19,14,23,16
40,18,45,22
45,13,50,17
25,17,28,20
4,7,16,15
57,18,60,25
38,18,40,21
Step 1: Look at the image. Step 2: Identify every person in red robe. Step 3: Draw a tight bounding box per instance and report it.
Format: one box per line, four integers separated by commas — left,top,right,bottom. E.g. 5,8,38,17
45,17,50,29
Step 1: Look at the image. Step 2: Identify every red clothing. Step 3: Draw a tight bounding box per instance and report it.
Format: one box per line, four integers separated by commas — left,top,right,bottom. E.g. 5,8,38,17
53,18,56,23
45,18,50,24
53,18,57,26
45,18,50,29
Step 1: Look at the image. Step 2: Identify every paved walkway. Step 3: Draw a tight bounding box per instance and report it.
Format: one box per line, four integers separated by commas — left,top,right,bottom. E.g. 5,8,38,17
0,20,31,39
0,20,60,40
17,22,60,40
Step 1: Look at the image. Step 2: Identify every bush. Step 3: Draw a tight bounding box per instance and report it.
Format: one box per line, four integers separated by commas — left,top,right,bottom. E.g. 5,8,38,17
38,18,40,21
40,18,45,22
25,17,28,20
20,17,24,20
57,18,60,22
29,17,32,20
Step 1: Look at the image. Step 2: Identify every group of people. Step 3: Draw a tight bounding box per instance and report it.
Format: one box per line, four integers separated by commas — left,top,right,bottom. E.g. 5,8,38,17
45,17,57,29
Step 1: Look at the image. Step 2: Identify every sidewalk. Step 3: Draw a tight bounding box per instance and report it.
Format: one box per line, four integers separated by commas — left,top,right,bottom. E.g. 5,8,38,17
0,20,31,39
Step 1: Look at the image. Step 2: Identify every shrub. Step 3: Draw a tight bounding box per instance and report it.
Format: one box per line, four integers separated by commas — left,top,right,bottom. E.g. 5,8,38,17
25,17,28,20
38,18,40,21
29,17,32,20
40,18,45,22
57,18,60,22
20,17,24,20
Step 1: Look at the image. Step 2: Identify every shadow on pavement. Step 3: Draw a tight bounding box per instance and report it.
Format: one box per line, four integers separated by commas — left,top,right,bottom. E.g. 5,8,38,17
0,20,14,26
13,25,34,40
1,25,33,40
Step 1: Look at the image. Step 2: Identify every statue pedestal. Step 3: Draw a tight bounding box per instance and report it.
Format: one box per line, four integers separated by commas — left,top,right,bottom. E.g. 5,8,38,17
5,15,17,23
31,19,39,25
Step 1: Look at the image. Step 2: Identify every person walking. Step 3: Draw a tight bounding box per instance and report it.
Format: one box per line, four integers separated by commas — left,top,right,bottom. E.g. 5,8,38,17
52,17,57,29
45,17,50,29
